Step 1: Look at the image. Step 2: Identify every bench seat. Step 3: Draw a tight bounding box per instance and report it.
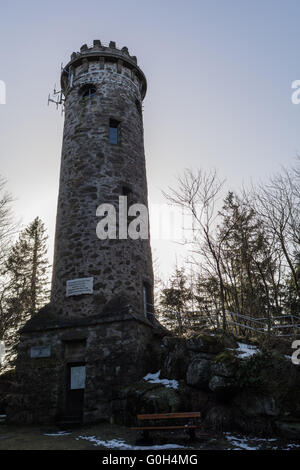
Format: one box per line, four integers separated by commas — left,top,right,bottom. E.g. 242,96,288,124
132,425,198,430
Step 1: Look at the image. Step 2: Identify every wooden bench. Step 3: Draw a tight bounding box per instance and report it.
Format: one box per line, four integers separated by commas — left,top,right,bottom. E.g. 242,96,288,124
132,412,205,442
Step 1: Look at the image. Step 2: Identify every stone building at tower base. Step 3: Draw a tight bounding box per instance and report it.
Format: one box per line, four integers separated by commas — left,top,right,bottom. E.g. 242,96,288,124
7,302,165,425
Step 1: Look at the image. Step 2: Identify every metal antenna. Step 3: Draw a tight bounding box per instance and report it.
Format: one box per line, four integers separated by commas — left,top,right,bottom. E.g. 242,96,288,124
47,83,65,111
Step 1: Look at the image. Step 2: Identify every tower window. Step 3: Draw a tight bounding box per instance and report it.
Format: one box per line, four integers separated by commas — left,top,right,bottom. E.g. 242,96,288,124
143,282,153,318
79,84,96,100
109,119,120,144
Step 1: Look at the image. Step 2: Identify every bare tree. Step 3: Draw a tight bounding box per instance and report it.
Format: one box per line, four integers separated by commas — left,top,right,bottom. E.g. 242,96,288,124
0,176,17,340
254,171,300,299
0,176,16,265
163,169,229,329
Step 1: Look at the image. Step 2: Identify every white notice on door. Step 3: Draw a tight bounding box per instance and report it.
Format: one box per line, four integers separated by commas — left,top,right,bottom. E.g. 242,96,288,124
66,277,94,297
70,366,86,390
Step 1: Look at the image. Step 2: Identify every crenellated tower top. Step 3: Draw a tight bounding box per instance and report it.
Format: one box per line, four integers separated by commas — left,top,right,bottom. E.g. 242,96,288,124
60,39,147,99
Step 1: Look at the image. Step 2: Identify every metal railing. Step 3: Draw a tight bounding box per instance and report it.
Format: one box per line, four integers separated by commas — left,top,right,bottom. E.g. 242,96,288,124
226,312,300,338
157,308,300,338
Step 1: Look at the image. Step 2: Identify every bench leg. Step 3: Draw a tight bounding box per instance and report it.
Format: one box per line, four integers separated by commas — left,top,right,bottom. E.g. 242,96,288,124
135,430,154,446
142,430,150,440
188,428,196,441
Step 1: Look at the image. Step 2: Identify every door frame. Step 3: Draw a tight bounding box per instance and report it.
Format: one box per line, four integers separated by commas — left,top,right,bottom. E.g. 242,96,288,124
65,361,86,418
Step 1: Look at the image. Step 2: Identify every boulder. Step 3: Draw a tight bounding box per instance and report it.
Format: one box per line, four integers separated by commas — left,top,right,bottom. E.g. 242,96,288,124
233,351,300,416
186,357,211,389
123,376,209,425
211,361,235,378
186,333,238,355
211,350,241,378
234,391,279,417
209,375,234,393
275,421,300,438
186,334,224,354
123,380,182,424
203,405,245,433
203,404,275,435
161,336,189,381
181,386,208,412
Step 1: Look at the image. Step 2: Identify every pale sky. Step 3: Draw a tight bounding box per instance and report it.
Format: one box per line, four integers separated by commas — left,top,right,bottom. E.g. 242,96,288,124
1,0,300,281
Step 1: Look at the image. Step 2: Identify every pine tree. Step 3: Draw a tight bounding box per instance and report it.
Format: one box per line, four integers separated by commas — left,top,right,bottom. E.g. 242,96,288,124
5,217,50,318
160,266,191,335
193,274,222,329
214,191,285,337
1,217,50,367
24,217,50,313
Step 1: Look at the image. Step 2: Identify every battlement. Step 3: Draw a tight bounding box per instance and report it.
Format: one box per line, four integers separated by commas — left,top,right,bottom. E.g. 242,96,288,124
61,40,147,98
73,40,138,64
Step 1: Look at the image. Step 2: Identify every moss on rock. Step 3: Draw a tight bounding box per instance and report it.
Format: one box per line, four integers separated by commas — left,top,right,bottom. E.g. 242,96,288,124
212,350,241,378
187,332,238,354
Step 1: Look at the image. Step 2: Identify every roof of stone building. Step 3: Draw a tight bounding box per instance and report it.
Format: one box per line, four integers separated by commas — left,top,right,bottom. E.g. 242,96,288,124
21,301,165,334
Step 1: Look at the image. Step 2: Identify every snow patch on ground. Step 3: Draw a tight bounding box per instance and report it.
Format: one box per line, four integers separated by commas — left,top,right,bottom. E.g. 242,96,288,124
44,431,72,436
225,433,300,451
143,371,179,389
235,342,259,359
43,430,300,450
77,435,185,450
284,443,300,450
225,433,260,450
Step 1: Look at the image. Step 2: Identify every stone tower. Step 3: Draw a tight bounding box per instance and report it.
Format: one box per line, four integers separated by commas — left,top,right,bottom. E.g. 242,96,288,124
51,39,154,319
8,41,164,425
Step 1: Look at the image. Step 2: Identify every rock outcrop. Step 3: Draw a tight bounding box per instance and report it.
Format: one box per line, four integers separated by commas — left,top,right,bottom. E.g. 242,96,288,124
123,332,300,438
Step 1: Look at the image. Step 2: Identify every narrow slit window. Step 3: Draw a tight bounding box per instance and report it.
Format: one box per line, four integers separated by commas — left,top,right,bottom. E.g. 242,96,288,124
109,119,120,144
143,282,153,318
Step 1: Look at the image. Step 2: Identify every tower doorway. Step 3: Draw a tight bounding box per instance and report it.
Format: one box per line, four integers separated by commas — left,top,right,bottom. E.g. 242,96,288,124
66,363,86,420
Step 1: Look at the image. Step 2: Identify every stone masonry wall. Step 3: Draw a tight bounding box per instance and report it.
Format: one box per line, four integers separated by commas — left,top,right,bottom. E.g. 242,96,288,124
51,42,154,319
7,316,162,424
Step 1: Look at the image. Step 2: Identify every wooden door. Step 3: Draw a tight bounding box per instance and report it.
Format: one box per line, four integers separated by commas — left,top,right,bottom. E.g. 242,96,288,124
66,363,86,419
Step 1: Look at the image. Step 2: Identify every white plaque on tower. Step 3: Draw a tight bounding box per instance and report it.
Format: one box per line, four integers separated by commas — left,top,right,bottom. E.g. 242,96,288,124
30,345,51,358
66,277,94,297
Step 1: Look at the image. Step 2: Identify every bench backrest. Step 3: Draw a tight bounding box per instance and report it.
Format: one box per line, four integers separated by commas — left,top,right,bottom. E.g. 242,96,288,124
137,412,201,420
